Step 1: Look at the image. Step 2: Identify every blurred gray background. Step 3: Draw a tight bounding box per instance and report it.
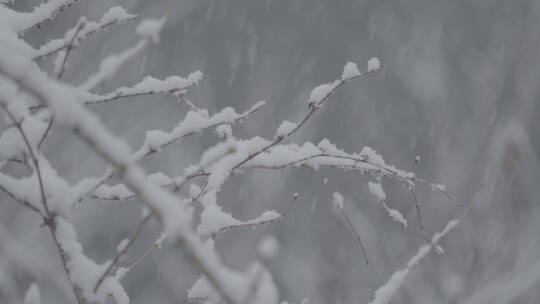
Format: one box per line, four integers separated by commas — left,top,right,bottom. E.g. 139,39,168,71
2,0,540,303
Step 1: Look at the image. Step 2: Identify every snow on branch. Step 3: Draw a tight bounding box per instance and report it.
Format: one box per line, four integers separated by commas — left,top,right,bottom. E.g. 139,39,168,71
230,59,380,176
34,6,137,59
244,139,414,182
23,283,41,304
85,71,205,105
85,101,263,202
0,5,465,302
0,40,252,304
368,218,461,304
14,0,78,33
54,217,130,304
78,17,167,91
78,39,147,91
133,101,264,160
368,182,407,228
0,111,48,162
198,206,281,238
308,58,379,108
135,17,166,43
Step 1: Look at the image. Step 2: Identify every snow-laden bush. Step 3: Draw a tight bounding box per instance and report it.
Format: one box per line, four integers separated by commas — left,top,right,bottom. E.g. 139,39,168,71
0,1,466,304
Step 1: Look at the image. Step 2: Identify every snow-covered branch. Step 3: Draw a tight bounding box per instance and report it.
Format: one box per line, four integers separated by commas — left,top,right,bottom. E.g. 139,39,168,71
0,26,255,304
368,217,461,304
0,3,468,304
34,6,137,59
15,0,78,33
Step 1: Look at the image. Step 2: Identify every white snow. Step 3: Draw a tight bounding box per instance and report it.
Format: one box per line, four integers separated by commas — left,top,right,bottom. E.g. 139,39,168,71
79,40,147,91
360,146,386,167
342,61,361,80
88,71,204,104
23,283,41,304
244,210,281,225
135,17,166,43
308,81,339,105
155,232,168,249
92,183,133,201
148,172,173,187
257,235,279,261
369,182,407,228
432,183,446,191
15,0,76,32
55,218,129,304
368,182,386,201
189,183,202,198
216,124,232,138
369,218,461,304
384,205,407,228
0,113,47,162
116,238,129,253
367,57,381,72
275,120,297,138
34,6,136,58
0,6,277,304
198,204,241,237
53,49,66,74
188,259,279,304
131,102,262,162
332,192,344,209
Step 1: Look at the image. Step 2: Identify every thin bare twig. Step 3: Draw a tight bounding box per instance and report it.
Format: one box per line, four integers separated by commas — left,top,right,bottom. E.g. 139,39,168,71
37,115,54,150
57,20,85,79
125,236,160,271
399,156,420,170
94,214,151,293
408,186,424,230
0,182,44,216
340,208,369,266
